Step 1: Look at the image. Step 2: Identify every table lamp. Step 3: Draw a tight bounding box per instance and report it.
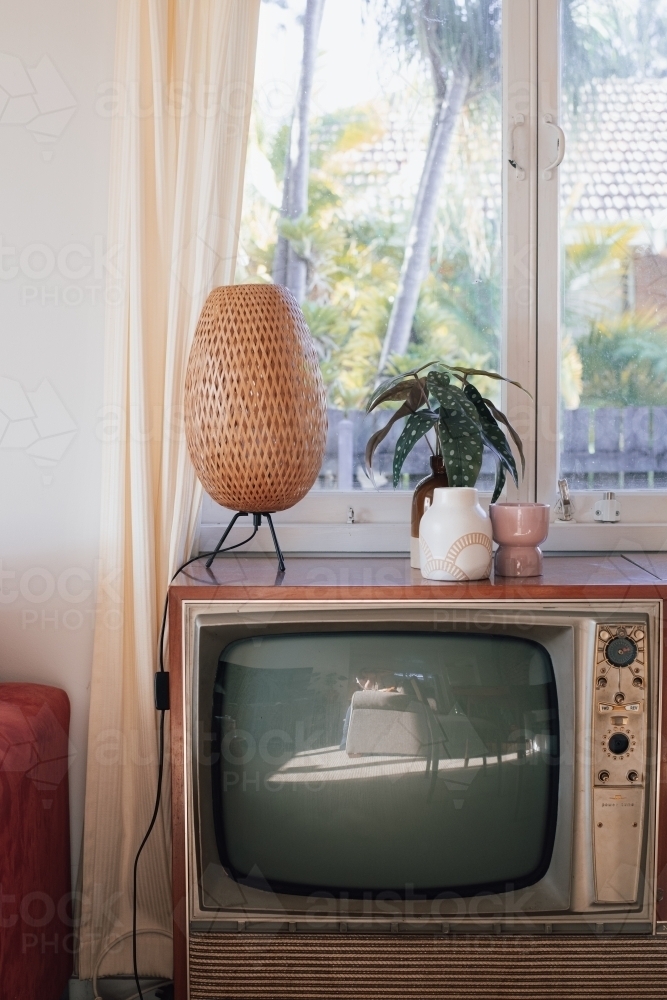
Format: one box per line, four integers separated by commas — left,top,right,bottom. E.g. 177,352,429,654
184,284,328,570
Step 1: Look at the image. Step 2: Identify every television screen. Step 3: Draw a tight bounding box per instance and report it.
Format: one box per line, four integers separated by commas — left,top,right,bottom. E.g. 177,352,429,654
211,632,559,897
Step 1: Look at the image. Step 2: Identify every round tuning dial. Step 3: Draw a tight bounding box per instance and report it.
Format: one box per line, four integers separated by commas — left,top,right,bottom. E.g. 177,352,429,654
608,732,630,755
605,635,638,667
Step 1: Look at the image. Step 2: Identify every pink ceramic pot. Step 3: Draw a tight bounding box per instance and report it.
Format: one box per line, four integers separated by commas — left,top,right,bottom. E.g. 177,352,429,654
489,502,551,578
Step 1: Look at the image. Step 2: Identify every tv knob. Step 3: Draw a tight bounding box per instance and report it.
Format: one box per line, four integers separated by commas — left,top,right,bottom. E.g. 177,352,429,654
605,636,638,667
608,732,630,755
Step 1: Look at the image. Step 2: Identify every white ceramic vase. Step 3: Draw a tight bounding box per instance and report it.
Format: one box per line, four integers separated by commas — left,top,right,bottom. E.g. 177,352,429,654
419,487,493,581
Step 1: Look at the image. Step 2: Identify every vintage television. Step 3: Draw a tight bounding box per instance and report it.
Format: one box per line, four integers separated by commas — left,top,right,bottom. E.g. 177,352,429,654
173,598,662,996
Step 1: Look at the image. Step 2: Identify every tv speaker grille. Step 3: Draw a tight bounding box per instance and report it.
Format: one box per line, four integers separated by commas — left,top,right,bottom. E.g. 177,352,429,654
190,933,667,998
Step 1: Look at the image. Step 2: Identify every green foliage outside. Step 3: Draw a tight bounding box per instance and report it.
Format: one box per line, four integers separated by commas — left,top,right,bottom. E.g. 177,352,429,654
241,0,667,424
562,222,667,409
237,90,502,409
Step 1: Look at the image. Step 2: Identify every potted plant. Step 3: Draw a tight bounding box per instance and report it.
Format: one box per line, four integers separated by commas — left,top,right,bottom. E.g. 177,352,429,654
365,361,528,575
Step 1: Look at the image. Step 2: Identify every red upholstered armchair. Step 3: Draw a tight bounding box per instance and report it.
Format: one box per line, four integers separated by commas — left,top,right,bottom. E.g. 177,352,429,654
0,684,73,1000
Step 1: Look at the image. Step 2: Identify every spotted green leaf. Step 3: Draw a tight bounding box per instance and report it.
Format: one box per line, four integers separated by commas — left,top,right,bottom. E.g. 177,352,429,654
482,396,525,476
427,372,480,430
425,369,450,399
491,461,507,503
366,376,428,413
365,384,426,482
446,365,530,395
462,382,519,487
438,418,484,487
392,410,439,487
366,367,433,413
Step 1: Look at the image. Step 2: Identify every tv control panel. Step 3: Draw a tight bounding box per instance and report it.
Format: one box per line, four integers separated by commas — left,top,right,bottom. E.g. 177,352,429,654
592,623,647,904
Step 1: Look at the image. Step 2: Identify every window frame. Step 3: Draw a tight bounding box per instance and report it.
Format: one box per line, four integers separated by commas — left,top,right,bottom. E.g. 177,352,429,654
531,0,667,543
201,0,667,556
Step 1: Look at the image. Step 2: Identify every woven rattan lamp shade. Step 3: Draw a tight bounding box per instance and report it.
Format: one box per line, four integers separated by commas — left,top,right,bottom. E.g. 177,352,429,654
185,284,328,513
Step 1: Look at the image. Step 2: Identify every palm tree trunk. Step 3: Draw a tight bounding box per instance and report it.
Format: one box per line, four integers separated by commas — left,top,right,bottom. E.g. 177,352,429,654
272,164,290,286
377,69,469,371
272,0,326,301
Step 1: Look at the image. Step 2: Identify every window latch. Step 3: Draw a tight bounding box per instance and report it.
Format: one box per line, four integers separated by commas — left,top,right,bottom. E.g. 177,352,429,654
555,478,575,522
508,113,525,180
543,114,566,180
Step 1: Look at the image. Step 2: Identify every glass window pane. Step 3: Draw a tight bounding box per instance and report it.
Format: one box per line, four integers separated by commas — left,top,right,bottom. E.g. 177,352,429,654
239,0,503,490
560,1,667,489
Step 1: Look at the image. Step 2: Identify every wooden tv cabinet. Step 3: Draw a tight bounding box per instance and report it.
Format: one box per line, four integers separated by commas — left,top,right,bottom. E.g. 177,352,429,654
169,553,667,999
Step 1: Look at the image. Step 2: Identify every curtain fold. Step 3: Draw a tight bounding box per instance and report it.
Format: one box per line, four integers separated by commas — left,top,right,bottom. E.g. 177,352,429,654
79,0,260,978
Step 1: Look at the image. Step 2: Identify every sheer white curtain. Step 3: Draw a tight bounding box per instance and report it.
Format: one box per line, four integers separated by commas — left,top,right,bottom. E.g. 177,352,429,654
79,0,260,978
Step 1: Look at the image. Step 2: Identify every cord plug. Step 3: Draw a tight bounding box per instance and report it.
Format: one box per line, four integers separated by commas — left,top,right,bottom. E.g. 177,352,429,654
154,672,170,711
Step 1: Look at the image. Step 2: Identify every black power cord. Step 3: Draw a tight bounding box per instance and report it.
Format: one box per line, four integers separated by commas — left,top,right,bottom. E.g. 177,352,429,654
131,528,259,1000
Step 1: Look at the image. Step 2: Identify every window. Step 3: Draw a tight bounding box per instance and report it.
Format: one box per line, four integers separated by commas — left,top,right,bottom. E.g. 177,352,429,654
202,0,667,553
239,0,503,496
558,3,667,493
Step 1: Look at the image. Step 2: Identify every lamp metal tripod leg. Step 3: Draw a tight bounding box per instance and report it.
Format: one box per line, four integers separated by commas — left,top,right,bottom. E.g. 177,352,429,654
205,511,248,569
265,513,286,572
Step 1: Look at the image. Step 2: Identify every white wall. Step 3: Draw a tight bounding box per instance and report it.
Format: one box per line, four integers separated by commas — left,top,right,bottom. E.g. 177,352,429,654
0,0,117,877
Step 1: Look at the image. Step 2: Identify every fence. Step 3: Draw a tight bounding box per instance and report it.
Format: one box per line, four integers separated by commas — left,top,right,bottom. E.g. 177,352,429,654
562,407,667,489
319,406,667,491
318,409,495,491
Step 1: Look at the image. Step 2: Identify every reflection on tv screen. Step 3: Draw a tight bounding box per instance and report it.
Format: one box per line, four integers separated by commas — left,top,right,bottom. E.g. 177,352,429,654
211,632,559,897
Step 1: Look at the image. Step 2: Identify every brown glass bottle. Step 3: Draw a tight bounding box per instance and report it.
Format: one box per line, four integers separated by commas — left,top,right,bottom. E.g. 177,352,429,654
410,455,449,567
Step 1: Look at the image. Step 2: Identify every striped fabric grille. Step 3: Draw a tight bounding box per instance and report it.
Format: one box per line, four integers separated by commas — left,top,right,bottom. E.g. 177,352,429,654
190,933,667,999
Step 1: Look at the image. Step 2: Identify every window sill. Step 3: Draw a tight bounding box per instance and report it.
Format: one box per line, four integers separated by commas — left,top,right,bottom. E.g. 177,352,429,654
199,518,667,557
199,521,411,555
199,492,667,556
544,521,667,553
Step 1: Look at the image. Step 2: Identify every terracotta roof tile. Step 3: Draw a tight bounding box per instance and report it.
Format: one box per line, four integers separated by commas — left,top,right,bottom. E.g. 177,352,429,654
562,78,667,222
